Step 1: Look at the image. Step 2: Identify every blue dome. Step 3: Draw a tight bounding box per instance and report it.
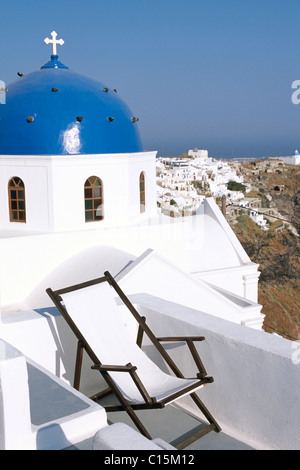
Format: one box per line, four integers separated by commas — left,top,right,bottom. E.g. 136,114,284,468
0,55,143,155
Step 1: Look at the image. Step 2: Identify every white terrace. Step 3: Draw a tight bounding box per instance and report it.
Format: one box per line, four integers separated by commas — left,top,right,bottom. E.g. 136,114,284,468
0,262,299,450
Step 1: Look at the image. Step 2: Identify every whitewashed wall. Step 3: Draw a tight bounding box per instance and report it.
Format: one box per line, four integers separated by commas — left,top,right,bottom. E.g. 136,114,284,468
0,151,157,233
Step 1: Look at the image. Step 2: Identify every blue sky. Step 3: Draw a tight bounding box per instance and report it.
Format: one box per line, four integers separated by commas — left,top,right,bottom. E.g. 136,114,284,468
0,0,300,158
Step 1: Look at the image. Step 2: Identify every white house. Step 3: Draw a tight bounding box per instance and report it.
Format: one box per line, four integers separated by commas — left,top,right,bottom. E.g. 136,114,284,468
250,209,268,231
188,148,211,163
270,149,300,165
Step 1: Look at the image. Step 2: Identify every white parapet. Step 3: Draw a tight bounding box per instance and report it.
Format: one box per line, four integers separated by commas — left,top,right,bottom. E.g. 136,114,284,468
0,338,108,450
0,340,35,450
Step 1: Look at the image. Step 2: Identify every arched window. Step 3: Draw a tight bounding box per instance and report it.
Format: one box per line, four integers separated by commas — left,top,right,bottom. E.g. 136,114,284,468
8,177,26,223
139,172,145,213
84,176,104,222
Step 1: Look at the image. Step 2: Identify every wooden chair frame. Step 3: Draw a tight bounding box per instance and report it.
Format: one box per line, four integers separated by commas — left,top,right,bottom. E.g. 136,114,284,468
46,271,221,449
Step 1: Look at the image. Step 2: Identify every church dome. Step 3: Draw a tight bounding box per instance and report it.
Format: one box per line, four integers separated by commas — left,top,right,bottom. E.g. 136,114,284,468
0,34,143,155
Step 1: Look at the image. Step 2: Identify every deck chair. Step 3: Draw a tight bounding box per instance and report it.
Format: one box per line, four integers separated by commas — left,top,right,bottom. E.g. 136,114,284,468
46,271,221,449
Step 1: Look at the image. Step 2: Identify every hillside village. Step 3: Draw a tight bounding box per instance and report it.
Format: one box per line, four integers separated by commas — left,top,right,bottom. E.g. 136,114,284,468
156,148,245,218
156,148,300,233
156,149,300,341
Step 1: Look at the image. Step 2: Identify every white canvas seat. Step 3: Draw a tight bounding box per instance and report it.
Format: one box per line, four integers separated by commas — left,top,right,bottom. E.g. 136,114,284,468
47,271,221,449
60,282,201,404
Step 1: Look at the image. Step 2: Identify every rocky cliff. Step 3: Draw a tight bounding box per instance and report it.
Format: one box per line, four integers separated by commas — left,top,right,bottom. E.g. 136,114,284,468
230,161,300,341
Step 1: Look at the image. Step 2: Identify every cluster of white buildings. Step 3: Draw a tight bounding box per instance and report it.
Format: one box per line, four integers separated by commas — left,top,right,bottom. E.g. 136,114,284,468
156,147,245,217
156,148,297,232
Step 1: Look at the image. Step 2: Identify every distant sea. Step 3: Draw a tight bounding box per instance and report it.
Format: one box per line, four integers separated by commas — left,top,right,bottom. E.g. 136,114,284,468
217,156,270,162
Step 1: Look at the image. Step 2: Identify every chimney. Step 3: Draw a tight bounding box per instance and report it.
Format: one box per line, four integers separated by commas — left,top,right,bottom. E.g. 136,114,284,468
222,195,226,219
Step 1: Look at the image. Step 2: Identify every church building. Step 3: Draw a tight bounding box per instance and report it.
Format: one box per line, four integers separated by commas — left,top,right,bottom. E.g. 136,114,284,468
0,32,263,329
0,31,157,233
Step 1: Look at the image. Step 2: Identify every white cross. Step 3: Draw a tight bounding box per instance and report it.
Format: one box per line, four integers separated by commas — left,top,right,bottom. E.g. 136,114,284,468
44,31,64,56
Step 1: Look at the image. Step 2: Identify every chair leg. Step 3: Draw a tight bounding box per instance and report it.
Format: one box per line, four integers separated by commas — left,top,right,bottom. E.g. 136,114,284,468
73,340,84,390
172,393,221,449
190,392,222,433
99,370,153,441
174,423,216,450
103,401,153,440
123,406,153,441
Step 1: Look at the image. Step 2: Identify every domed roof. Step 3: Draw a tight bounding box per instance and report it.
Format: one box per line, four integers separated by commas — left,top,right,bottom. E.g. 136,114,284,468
0,34,143,155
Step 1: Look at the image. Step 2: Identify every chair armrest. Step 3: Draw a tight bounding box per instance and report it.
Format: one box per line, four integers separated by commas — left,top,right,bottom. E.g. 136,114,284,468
91,363,137,372
92,362,156,405
157,337,207,379
157,336,205,342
